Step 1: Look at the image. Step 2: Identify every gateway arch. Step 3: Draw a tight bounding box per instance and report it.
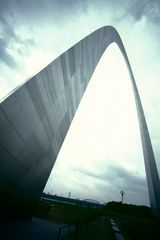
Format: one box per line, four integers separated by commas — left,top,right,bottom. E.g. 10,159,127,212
0,26,160,220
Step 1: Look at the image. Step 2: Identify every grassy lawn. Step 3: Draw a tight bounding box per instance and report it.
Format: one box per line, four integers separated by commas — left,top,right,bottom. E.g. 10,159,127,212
76,217,115,240
34,199,160,240
34,199,114,239
116,214,160,240
34,199,101,224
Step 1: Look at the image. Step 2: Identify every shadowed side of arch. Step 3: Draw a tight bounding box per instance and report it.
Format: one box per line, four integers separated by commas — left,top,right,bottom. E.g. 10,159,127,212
0,26,160,220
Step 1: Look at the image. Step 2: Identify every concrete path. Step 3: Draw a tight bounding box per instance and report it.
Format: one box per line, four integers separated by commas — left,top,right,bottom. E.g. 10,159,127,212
0,217,64,240
110,219,125,240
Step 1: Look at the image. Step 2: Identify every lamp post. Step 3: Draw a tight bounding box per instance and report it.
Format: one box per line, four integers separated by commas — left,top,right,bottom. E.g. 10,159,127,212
120,190,125,204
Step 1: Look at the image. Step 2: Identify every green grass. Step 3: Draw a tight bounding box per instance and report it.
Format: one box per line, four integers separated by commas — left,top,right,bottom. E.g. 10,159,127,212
34,199,101,224
117,214,160,240
34,199,160,240
76,217,115,240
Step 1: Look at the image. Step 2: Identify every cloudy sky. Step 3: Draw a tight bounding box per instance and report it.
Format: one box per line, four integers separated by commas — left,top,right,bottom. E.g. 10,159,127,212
0,0,160,206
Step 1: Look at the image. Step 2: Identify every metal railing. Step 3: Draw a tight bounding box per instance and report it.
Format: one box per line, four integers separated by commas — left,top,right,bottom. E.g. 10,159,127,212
57,219,91,240
57,223,76,240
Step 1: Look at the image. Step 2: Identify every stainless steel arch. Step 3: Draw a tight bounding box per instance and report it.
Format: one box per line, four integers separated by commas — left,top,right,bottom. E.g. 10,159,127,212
114,28,160,218
0,26,160,220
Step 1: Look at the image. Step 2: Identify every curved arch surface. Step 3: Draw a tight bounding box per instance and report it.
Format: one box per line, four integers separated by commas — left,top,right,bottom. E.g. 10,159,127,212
0,26,160,220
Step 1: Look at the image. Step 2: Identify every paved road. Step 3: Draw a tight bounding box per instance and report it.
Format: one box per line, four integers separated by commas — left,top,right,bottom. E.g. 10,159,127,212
0,217,64,240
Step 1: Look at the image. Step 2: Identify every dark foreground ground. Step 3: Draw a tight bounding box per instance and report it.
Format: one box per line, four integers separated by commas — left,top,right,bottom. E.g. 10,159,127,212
0,217,63,240
1,199,160,240
34,199,160,240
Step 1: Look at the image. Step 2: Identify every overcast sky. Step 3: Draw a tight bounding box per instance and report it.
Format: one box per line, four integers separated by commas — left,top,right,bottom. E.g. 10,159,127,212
0,0,160,206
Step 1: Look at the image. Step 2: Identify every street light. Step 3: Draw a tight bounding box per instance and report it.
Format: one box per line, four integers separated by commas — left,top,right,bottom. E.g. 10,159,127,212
120,190,125,203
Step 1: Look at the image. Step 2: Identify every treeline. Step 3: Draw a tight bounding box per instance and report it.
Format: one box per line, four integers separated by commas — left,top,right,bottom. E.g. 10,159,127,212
104,201,152,218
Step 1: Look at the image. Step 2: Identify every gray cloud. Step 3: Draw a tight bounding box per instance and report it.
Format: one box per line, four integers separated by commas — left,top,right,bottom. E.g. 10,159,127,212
0,7,35,68
5,0,160,23
0,0,88,68
0,0,88,23
92,0,160,24
74,164,147,194
0,11,19,67
128,0,160,22
0,38,17,68
71,164,148,204
106,166,149,204
0,0,159,69
109,165,147,193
